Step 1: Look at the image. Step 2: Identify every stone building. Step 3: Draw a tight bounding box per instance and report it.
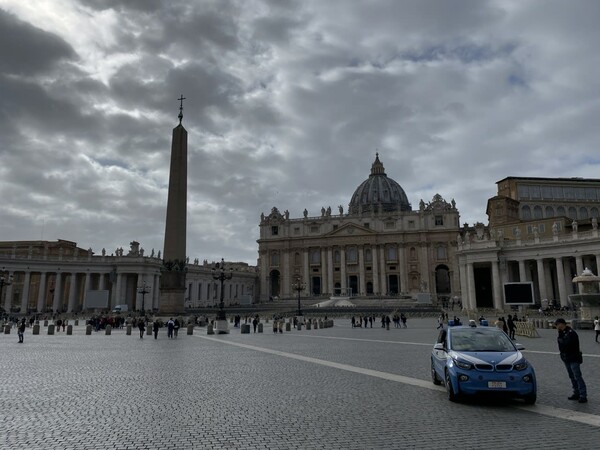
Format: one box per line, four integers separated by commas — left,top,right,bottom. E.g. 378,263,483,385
257,154,461,302
0,240,257,314
457,176,600,311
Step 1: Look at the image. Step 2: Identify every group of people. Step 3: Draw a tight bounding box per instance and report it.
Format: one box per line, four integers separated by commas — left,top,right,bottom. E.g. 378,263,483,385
349,313,408,329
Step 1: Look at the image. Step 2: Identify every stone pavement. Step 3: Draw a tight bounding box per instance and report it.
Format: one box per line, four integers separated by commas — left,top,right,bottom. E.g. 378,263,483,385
1,318,600,449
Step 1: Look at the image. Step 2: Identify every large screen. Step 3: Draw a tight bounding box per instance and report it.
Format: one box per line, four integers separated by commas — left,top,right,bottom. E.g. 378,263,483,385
503,282,535,305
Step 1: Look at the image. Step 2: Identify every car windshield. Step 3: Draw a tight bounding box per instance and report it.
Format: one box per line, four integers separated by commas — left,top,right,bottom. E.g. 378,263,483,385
450,329,515,352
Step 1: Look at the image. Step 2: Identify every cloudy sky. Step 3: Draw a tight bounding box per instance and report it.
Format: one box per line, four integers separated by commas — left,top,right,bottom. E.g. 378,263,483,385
1,0,599,265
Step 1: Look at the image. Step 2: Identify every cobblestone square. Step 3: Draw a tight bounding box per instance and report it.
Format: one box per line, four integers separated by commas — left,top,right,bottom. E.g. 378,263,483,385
1,318,600,449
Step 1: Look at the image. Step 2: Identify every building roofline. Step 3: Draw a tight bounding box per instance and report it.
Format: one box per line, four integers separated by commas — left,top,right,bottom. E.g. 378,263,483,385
496,176,600,184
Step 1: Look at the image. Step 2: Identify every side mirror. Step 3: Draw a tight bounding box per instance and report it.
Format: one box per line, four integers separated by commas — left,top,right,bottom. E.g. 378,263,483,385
514,343,525,350
433,343,446,351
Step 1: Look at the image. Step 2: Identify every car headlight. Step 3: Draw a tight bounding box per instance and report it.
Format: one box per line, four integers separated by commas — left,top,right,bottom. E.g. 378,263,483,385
514,360,528,371
453,358,473,370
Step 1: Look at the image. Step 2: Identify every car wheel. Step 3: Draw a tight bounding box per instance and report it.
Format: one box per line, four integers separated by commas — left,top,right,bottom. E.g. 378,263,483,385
522,393,536,405
431,359,442,385
446,371,460,402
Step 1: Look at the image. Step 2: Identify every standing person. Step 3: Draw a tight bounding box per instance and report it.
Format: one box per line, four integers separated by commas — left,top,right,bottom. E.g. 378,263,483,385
400,313,407,328
167,318,175,338
507,315,516,340
17,319,25,343
138,320,145,338
252,316,258,333
594,316,600,343
153,321,160,340
555,318,587,403
173,319,180,338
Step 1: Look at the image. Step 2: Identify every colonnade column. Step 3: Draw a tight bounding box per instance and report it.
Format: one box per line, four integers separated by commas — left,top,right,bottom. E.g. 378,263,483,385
358,246,365,296
491,261,503,310
321,248,328,296
303,250,310,294
67,273,78,312
113,272,123,308
379,245,387,295
340,248,347,292
536,259,548,302
21,271,31,313
327,248,334,295
555,257,569,308
53,272,63,312
282,251,290,298
82,272,91,310
37,272,47,312
152,274,160,310
135,274,144,311
596,255,600,276
372,247,380,295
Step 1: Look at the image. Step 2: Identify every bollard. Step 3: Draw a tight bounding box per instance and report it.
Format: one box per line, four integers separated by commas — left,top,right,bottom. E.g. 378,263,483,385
207,324,215,335
306,321,312,330
258,323,263,333
43,320,48,327
187,324,194,335
74,319,79,326
285,322,291,332
126,325,132,336
33,324,40,335
3,325,10,334
86,324,92,335
48,324,55,335
241,324,250,334
67,325,73,335
105,325,112,335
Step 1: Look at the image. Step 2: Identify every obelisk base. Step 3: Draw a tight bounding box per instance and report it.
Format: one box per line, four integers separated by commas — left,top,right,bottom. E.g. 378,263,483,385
214,319,230,334
159,289,185,315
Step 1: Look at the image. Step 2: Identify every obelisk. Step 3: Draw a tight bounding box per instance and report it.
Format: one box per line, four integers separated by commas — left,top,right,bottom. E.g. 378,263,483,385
159,95,188,314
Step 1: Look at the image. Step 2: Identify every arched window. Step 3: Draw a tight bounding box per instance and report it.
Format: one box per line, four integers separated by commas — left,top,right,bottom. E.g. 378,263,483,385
436,246,447,260
557,206,566,217
591,207,599,218
533,205,543,219
347,247,357,262
545,206,554,218
568,207,577,219
579,207,589,220
334,250,341,263
387,246,397,261
521,205,531,220
271,252,279,266
310,249,320,264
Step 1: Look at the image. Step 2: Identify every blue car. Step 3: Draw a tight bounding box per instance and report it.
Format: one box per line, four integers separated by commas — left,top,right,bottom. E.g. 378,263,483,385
431,326,536,404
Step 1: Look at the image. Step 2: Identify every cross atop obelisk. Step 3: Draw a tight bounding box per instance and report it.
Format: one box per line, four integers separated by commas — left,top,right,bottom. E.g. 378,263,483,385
159,95,188,314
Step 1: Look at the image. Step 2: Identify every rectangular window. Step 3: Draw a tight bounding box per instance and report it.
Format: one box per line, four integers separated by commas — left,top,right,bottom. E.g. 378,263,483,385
271,226,279,236
564,187,575,199
541,186,553,199
384,221,395,229
332,225,338,230
310,249,320,264
553,186,564,199
364,223,370,229
538,224,545,233
271,253,279,266
585,188,597,201
436,246,447,260
347,247,357,263
408,220,415,229
517,184,529,199
387,246,397,261
310,225,319,233
435,215,444,226
530,185,541,198
294,227,300,235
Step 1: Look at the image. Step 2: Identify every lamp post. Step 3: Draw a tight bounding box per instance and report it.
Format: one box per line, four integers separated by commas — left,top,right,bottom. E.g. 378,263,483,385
291,275,306,317
0,273,14,314
137,281,151,315
212,258,233,334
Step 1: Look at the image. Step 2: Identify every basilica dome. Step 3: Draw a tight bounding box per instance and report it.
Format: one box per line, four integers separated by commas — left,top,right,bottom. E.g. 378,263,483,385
348,154,411,214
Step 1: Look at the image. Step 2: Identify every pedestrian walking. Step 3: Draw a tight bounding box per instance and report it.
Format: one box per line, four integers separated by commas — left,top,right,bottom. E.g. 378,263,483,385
252,317,258,333
17,319,25,343
400,313,407,328
173,319,180,338
138,320,145,338
167,318,175,338
594,316,600,343
555,318,587,403
153,321,160,339
507,315,516,340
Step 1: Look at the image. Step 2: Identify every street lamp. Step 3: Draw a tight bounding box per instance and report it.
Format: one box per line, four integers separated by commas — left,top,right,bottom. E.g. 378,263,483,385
291,275,306,317
0,273,14,313
137,281,151,315
212,258,233,334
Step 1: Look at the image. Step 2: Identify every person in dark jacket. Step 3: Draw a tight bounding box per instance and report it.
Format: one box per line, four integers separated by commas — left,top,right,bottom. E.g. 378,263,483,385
507,315,516,340
138,320,145,339
555,318,587,403
153,321,160,339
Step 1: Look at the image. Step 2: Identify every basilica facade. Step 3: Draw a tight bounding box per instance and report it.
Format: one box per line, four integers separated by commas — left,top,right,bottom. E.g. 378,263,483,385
257,155,461,302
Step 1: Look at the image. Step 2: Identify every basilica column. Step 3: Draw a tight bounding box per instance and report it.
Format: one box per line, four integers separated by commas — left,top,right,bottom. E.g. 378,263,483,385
303,250,310,293
419,243,429,291
575,256,584,277
21,271,31,313
3,271,14,313
398,244,408,294
53,272,63,312
282,251,290,298
536,259,548,302
458,262,467,306
555,257,569,308
358,246,366,296
372,246,380,295
327,247,334,295
67,273,78,312
379,245,387,295
340,247,347,292
491,261,503,310
518,260,527,282
321,248,328,296
37,272,47,312
467,263,476,309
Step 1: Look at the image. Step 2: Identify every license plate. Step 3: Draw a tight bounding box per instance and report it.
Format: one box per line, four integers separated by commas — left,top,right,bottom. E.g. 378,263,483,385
488,381,506,389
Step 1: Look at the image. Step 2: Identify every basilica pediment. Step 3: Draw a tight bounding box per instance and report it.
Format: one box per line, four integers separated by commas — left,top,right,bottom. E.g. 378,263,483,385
326,223,375,236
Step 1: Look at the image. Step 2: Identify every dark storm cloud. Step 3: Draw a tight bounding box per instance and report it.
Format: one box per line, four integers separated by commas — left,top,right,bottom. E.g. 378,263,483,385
0,9,76,75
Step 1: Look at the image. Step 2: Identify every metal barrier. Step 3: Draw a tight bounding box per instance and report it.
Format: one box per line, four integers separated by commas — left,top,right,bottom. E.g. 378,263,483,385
515,321,540,338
